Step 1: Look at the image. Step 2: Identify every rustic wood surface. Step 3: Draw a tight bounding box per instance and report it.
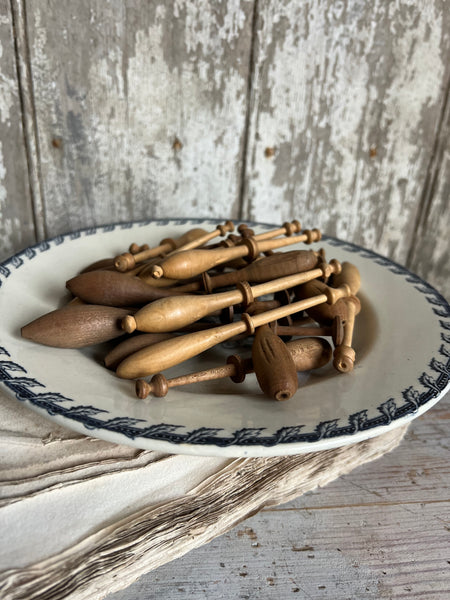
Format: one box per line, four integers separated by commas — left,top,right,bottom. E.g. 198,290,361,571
0,0,448,299
105,392,450,600
0,0,36,257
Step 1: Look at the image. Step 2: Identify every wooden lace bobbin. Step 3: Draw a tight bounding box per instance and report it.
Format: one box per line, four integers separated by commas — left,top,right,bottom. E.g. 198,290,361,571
237,219,301,242
251,325,298,401
175,249,321,294
114,225,213,272
116,284,350,379
128,243,150,254
104,333,173,370
136,355,252,398
120,259,341,334
135,336,332,399
21,304,135,348
150,229,322,280
66,270,185,307
295,263,360,326
333,296,361,373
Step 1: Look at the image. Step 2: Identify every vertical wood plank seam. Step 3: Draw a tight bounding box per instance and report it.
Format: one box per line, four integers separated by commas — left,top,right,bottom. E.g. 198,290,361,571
405,72,450,269
237,0,259,221
9,0,47,242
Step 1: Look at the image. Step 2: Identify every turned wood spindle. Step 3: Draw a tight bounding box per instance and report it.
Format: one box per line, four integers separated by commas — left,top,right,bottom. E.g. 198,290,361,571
116,285,349,379
150,229,322,280
135,336,332,398
333,296,360,373
238,219,301,242
114,226,211,272
121,259,342,334
129,242,150,254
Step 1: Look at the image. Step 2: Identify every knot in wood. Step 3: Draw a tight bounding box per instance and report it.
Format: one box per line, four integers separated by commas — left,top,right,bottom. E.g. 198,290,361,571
236,281,254,308
227,354,247,383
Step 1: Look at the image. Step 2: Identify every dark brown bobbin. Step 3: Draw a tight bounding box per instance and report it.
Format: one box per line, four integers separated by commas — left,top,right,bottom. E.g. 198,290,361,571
236,281,254,309
226,354,248,383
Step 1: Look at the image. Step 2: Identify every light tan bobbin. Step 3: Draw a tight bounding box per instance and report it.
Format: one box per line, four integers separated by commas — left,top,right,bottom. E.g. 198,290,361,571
238,219,301,242
116,282,349,379
150,229,322,280
332,296,361,373
120,259,342,334
114,223,233,272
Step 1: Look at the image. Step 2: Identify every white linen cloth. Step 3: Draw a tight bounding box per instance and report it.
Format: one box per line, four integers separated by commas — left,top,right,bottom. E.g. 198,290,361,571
0,390,406,600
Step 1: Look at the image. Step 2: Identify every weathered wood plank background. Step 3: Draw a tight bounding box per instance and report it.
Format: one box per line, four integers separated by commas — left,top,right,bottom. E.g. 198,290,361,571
1,0,449,301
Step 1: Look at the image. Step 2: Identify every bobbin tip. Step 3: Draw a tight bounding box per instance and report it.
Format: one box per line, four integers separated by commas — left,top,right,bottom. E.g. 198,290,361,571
122,315,137,334
136,379,150,399
115,253,135,272
129,243,141,254
151,265,164,279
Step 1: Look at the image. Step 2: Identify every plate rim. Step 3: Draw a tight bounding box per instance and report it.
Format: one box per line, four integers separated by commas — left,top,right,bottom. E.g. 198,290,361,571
0,217,449,456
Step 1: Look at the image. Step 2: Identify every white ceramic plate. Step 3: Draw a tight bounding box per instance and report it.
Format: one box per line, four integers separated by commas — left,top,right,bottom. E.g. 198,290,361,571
0,219,448,457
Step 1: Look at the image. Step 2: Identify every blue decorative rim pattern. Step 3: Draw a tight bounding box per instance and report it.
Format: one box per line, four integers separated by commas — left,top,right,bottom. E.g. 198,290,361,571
0,219,449,448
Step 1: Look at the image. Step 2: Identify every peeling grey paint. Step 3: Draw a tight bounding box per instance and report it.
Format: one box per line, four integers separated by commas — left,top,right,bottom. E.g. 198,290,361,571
0,4,35,260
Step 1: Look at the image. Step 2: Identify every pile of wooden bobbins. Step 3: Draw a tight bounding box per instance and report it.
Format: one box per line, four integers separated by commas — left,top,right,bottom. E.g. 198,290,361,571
21,220,361,402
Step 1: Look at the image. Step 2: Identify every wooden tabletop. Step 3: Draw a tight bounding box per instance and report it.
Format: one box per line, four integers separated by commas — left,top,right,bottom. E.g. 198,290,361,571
106,392,449,600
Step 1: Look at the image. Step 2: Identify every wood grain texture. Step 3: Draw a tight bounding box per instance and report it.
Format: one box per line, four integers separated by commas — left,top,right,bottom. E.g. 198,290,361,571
242,0,450,270
407,81,450,301
106,394,450,600
24,0,254,236
0,0,35,260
